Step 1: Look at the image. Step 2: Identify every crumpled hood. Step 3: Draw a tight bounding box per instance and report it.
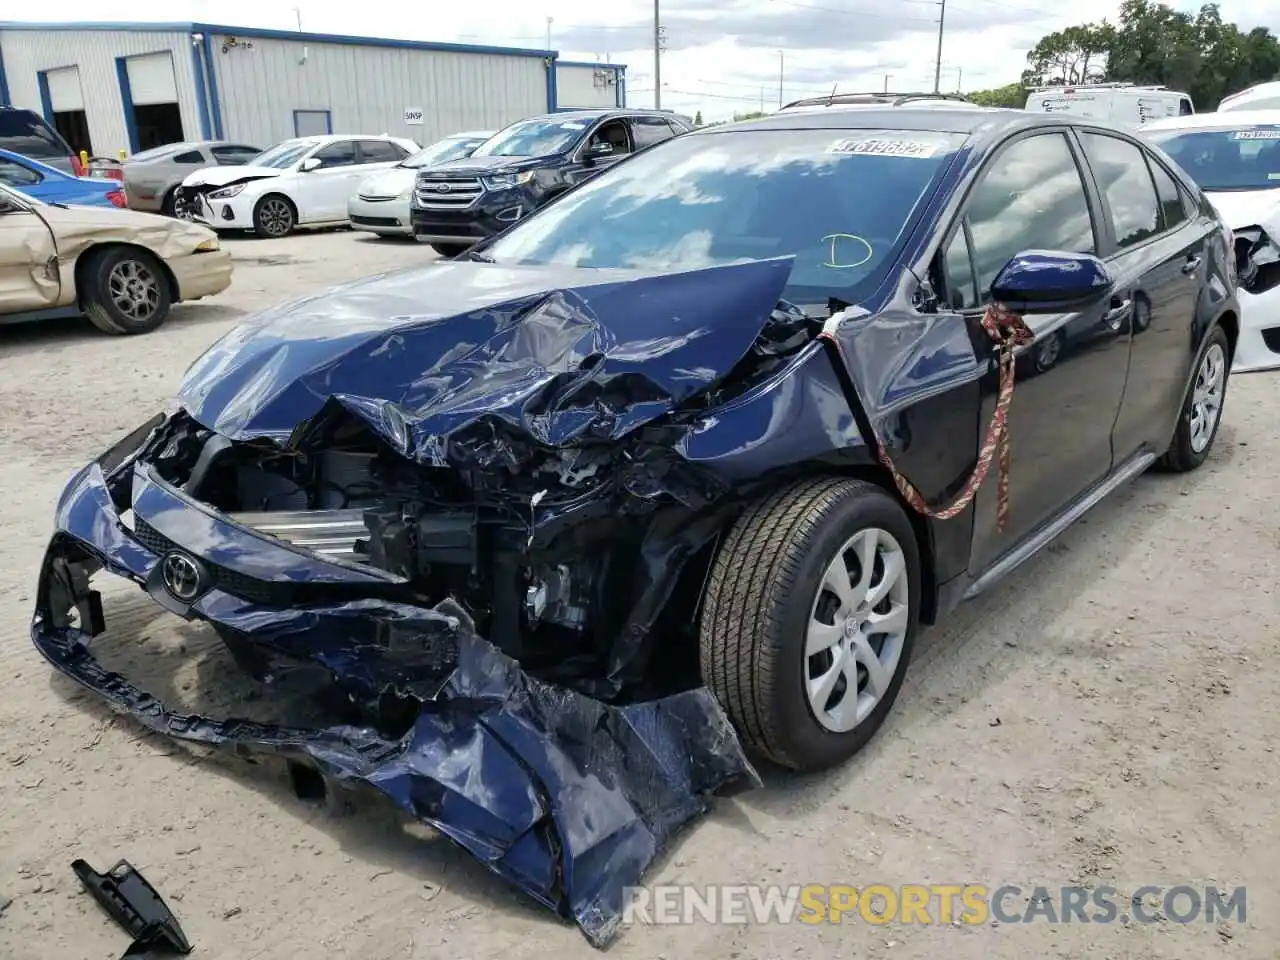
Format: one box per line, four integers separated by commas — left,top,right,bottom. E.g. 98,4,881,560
356,167,415,197
1206,189,1280,230
176,258,795,457
181,164,283,188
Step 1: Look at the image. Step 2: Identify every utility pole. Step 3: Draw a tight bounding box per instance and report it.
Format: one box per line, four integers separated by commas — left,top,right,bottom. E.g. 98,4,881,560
778,50,784,109
654,0,662,110
932,0,946,94
883,73,890,93
760,86,765,112
956,66,963,92
545,16,553,50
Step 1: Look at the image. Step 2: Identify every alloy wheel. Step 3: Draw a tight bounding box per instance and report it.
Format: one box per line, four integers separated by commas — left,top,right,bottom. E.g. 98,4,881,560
805,526,910,733
1189,342,1226,454
106,259,161,324
259,198,293,236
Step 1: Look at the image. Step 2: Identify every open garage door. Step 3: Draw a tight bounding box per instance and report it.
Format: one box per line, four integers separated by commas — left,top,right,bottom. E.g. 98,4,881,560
122,52,184,153
44,66,92,156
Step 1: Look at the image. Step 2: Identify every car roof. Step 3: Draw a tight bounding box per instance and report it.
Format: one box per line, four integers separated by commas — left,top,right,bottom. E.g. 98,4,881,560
1144,110,1280,131
529,109,680,122
696,104,1031,135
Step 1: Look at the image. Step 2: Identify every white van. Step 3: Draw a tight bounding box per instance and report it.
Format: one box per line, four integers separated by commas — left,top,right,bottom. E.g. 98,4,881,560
1025,83,1194,126
1218,81,1280,112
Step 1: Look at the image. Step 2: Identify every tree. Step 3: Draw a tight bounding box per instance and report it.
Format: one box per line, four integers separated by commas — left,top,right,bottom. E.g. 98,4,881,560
694,110,703,126
967,83,1027,108
1023,23,1116,86
732,110,770,121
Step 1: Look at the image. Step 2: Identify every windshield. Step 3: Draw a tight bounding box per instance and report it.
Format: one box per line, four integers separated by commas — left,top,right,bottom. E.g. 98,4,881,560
402,136,486,168
483,128,963,305
249,140,317,169
1147,125,1280,191
470,118,593,158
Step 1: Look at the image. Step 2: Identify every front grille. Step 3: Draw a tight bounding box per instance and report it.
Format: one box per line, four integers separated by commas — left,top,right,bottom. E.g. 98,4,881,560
357,194,396,203
135,517,284,605
415,175,483,209
351,215,401,227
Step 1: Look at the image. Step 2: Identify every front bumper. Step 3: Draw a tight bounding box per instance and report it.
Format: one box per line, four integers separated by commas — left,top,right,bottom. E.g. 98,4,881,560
182,190,256,230
410,191,532,245
168,249,233,301
1234,286,1280,373
348,194,413,235
32,452,758,947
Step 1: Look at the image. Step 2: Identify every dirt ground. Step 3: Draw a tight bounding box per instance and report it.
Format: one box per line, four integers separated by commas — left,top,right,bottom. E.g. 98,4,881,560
1,228,1277,960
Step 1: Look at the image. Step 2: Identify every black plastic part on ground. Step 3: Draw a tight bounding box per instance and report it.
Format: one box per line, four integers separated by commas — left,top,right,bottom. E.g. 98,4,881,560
71,858,192,958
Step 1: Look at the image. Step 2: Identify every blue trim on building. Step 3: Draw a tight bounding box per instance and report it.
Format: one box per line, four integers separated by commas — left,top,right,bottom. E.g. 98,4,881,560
114,56,140,153
199,32,224,139
557,60,625,72
36,71,53,121
0,21,558,60
0,43,10,106
545,58,557,113
292,109,332,136
189,43,211,139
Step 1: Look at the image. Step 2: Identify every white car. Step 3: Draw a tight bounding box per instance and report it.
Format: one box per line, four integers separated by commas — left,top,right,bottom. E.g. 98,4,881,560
176,134,420,237
348,130,493,238
1146,111,1280,373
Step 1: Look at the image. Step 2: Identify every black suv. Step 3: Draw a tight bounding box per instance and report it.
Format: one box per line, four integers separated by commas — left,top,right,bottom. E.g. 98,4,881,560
0,107,79,175
411,109,691,256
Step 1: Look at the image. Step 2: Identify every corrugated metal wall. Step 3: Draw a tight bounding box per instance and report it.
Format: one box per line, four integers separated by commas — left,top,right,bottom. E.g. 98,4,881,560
0,29,200,156
209,35,549,149
555,64,621,109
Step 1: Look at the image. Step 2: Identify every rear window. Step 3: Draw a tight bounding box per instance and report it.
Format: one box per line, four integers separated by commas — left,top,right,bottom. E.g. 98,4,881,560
1146,125,1280,192
0,109,69,159
129,143,184,162
485,127,966,307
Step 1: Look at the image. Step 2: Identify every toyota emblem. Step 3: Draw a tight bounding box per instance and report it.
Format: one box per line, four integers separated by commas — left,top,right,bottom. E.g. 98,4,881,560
161,551,205,602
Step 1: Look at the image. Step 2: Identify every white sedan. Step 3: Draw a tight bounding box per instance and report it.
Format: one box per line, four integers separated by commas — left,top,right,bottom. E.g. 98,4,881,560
1147,111,1280,373
348,130,493,238
176,134,420,237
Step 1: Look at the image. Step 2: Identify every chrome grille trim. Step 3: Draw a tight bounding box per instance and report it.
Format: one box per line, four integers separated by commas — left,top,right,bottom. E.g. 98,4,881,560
229,509,371,564
415,175,484,210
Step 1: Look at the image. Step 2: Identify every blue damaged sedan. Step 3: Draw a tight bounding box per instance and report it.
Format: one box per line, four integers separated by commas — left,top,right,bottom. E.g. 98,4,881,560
32,105,1237,946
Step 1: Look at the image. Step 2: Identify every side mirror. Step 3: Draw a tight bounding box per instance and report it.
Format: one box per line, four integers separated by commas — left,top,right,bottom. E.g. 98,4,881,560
299,157,322,172
989,250,1113,313
584,141,613,162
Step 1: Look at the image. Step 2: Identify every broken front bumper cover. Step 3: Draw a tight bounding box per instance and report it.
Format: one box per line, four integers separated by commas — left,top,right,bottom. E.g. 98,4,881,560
31,459,761,947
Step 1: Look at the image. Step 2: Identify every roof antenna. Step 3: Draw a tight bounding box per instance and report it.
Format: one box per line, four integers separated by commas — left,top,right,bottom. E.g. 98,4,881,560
826,83,838,105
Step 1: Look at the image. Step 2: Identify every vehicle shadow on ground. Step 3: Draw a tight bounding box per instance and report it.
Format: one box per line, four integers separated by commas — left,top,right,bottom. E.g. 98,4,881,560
0,302,243,354
36,430,1233,929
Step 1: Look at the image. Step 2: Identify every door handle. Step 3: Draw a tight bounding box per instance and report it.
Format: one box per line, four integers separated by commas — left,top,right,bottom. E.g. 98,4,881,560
1104,298,1132,330
1181,255,1202,275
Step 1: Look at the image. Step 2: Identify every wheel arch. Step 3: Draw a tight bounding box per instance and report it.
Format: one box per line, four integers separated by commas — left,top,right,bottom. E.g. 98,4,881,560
74,242,179,309
1215,308,1239,363
253,190,300,226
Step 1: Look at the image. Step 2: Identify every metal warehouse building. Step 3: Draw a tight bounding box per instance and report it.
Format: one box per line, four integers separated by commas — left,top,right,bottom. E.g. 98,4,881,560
0,21,626,159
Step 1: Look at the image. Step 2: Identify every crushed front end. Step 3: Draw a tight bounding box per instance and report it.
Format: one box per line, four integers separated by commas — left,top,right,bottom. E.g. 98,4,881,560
1230,223,1280,372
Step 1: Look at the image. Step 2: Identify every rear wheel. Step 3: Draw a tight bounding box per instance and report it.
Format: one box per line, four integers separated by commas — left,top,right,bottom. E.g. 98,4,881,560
253,194,296,238
430,242,470,258
699,477,921,772
82,247,172,335
1156,324,1231,472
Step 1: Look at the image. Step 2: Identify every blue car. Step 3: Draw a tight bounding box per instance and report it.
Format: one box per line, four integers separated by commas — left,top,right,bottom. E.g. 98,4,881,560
0,147,125,207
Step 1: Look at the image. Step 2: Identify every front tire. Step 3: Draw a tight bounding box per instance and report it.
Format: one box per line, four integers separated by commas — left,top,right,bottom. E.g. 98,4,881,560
430,242,470,258
699,477,921,772
1156,324,1230,472
253,194,296,238
160,187,178,217
82,247,172,335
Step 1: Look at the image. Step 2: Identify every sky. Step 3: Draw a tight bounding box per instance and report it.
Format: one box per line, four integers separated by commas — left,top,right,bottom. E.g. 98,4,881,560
10,0,1280,121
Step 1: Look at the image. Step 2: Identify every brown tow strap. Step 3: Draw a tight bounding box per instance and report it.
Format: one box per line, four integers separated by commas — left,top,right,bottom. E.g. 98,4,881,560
830,303,1035,533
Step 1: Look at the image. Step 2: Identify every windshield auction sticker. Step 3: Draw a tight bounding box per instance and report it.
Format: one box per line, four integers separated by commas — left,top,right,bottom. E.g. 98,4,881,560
826,135,945,158
1232,128,1280,140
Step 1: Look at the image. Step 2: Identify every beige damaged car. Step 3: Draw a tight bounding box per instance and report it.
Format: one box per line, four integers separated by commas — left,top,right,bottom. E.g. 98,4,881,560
0,181,232,335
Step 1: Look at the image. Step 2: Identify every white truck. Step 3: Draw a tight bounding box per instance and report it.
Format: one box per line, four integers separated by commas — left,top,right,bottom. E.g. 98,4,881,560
1024,83,1194,126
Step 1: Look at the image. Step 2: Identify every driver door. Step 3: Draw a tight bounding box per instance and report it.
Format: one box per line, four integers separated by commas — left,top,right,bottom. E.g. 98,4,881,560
935,130,1132,573
292,139,361,222
0,193,60,313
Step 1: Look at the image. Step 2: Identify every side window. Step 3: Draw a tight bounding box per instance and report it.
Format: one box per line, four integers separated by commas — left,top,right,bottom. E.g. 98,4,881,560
358,139,407,164
1179,97,1194,116
940,229,979,310
0,158,43,187
312,140,358,169
172,150,204,164
1080,132,1160,250
1146,156,1187,231
588,120,631,156
966,132,1097,300
631,116,676,149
